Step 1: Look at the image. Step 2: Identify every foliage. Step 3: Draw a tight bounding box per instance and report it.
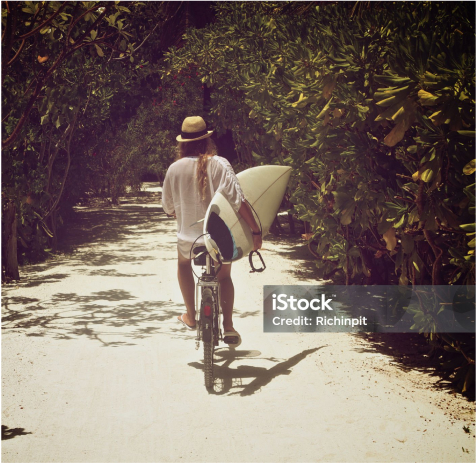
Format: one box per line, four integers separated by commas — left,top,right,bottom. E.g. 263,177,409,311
2,1,209,270
164,1,475,391
2,0,474,392
165,2,475,286
2,1,153,264
84,70,205,203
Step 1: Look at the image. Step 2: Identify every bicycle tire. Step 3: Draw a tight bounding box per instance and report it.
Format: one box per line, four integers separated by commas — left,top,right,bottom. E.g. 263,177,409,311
201,286,216,388
203,339,214,388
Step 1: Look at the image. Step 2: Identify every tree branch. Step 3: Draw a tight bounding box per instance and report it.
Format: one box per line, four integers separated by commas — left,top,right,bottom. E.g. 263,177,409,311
1,1,10,42
69,3,103,34
42,108,80,221
2,1,18,79
45,117,73,192
16,2,68,41
423,229,443,285
65,1,80,47
2,48,66,149
82,85,93,117
113,23,160,60
73,5,111,46
5,38,25,67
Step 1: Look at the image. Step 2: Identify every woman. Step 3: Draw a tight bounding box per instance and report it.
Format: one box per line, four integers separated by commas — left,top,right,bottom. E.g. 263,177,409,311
162,116,262,347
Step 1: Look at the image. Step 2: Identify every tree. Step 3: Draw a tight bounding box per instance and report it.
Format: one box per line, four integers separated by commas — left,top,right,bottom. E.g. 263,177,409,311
164,1,475,391
165,1,475,286
2,1,216,279
2,1,145,277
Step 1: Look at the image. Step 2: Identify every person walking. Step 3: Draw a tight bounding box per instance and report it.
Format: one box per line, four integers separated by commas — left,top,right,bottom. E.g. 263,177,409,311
162,116,262,347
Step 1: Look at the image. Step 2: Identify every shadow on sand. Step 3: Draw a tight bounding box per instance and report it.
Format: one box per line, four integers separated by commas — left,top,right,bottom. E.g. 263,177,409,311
2,290,185,347
1,425,32,441
189,346,326,396
264,234,324,281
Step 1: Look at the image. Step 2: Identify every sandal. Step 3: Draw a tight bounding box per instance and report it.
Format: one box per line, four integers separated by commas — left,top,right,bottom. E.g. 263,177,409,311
223,331,241,348
178,314,196,330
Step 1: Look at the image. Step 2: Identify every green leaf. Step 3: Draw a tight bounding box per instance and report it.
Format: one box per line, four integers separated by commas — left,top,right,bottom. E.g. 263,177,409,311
429,110,447,126
463,160,475,175
418,89,440,106
384,120,407,147
374,75,412,86
457,130,475,138
292,93,319,109
332,191,352,209
376,95,405,107
374,85,411,102
383,227,397,251
407,208,419,225
316,97,333,119
340,204,355,225
95,44,105,57
420,168,434,183
394,215,406,229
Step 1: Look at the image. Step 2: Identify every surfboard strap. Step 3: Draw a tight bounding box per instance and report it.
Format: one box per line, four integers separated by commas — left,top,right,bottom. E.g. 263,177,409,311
249,250,266,273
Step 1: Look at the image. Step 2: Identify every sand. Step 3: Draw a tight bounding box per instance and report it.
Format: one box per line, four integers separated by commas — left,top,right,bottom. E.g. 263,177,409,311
2,184,474,462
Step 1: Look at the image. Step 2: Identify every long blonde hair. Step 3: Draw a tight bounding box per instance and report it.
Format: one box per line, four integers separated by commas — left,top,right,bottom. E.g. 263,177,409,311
177,138,217,200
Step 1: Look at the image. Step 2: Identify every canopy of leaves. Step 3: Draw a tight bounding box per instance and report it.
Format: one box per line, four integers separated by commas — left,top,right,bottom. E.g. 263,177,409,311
164,2,475,391
1,1,204,263
164,1,475,287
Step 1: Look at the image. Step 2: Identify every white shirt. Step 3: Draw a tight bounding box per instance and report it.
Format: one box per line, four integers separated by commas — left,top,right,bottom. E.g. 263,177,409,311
162,155,245,257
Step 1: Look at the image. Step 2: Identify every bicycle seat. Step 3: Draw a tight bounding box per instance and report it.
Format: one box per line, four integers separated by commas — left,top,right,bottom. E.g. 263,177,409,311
193,246,208,266
193,246,207,256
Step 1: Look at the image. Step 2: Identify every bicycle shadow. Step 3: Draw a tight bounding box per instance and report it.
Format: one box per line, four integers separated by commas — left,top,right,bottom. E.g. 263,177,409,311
188,346,326,396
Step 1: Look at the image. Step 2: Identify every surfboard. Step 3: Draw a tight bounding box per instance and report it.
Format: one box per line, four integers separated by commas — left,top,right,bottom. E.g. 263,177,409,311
203,165,292,262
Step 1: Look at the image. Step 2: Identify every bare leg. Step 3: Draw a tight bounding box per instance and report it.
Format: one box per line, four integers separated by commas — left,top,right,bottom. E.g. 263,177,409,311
216,263,235,332
177,251,196,327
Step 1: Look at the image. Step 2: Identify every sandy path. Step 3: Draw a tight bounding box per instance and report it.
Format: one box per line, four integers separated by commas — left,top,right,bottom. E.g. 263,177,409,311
2,185,475,463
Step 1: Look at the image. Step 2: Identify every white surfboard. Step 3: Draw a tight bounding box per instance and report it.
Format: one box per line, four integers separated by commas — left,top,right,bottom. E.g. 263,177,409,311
203,165,292,262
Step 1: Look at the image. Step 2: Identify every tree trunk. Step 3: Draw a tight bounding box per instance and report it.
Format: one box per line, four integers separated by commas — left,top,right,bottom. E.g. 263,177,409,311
3,202,20,281
288,212,295,234
50,210,58,252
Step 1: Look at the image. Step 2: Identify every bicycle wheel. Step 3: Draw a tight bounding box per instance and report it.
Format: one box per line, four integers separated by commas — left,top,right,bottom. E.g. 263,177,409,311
203,340,214,388
201,287,215,388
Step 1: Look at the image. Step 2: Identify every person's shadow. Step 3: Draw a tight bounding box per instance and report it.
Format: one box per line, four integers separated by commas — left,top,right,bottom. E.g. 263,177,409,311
189,346,326,395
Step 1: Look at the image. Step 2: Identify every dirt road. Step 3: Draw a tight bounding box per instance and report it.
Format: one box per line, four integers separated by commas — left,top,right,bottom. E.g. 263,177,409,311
2,185,474,462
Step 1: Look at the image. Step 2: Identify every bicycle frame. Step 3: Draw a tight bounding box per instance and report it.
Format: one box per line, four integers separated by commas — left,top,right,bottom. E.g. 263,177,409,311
192,250,223,388
194,252,222,349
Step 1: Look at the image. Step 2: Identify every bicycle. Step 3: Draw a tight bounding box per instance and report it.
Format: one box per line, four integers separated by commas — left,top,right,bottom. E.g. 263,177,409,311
191,240,265,389
192,244,222,389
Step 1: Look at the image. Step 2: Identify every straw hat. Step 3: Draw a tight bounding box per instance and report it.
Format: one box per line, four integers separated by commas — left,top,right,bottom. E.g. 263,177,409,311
176,116,213,142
